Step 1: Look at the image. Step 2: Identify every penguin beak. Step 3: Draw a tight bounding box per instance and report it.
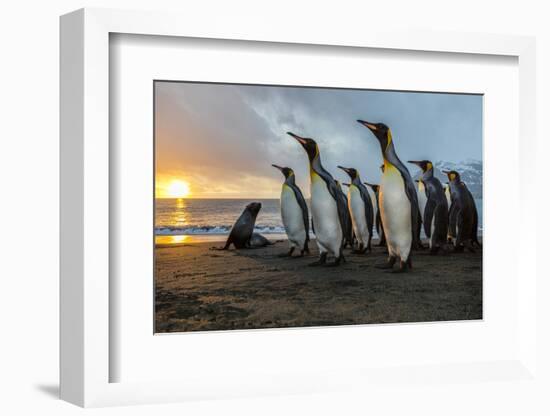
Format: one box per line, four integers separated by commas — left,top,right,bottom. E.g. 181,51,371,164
357,119,378,131
343,183,351,187
442,170,450,175
337,165,350,173
287,131,307,146
407,160,421,166
271,164,283,171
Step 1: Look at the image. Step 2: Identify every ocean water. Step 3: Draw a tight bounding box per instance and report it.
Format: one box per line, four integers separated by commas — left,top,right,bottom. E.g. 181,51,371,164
155,199,285,243
155,197,483,244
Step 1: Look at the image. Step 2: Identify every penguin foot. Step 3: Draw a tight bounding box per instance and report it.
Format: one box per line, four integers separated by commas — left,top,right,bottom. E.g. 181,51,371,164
391,260,411,273
392,264,407,273
308,253,327,267
454,245,465,253
375,260,396,270
278,247,296,258
325,255,345,267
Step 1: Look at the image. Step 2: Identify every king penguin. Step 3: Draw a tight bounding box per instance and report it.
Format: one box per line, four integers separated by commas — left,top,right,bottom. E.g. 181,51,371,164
364,182,386,247
442,170,479,252
408,160,449,254
337,166,374,254
287,132,351,266
357,120,420,272
272,164,310,257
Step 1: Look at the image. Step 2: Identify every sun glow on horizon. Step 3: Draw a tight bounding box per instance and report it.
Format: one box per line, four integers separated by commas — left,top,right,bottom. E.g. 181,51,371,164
165,180,191,198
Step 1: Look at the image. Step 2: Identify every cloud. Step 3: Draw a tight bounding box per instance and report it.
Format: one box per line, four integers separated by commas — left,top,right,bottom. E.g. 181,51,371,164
155,82,482,198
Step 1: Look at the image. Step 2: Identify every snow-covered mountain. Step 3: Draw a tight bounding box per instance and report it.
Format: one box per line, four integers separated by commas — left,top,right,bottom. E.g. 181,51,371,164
411,159,483,199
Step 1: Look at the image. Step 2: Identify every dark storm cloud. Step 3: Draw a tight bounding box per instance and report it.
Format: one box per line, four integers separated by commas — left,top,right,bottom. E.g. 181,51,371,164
155,81,482,198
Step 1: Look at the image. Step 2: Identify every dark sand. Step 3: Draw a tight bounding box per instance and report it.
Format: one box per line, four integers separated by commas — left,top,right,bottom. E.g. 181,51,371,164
155,239,482,333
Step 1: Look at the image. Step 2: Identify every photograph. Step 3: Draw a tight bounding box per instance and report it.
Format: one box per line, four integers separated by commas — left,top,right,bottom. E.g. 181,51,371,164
154,81,483,333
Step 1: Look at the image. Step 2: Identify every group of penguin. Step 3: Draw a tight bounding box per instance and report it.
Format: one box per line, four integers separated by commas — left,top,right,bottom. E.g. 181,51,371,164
272,120,480,273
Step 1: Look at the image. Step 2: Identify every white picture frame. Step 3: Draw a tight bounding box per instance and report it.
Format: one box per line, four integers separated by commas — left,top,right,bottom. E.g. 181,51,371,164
60,8,538,408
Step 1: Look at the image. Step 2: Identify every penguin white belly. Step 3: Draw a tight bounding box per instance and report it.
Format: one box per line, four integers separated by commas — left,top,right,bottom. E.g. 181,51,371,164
380,167,412,261
310,174,342,256
445,185,451,208
348,185,370,245
280,185,306,249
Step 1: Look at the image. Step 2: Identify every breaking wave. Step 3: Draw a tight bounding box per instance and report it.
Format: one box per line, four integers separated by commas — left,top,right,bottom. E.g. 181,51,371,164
155,225,286,236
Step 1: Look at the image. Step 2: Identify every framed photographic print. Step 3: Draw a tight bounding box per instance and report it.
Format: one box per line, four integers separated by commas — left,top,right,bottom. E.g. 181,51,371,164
60,8,539,408
153,81,483,334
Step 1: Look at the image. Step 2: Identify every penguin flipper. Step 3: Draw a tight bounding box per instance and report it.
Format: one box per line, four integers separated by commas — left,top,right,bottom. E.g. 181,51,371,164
398,170,421,245
423,199,436,238
448,200,459,238
358,184,375,237
467,189,480,244
290,184,310,242
326,179,353,243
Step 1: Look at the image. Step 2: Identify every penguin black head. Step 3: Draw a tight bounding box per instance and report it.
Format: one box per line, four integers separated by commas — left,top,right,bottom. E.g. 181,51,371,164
364,182,379,193
408,160,433,173
442,170,461,182
246,202,262,218
271,164,294,179
337,166,359,180
287,132,318,162
357,120,392,151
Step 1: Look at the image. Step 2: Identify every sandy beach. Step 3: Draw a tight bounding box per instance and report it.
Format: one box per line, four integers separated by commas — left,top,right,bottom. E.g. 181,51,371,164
155,238,482,333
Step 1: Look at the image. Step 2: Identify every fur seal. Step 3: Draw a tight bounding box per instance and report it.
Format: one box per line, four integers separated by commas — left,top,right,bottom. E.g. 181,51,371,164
214,202,270,249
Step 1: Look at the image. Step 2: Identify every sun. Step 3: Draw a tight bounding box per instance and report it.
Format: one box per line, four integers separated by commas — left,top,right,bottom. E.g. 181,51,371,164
166,180,191,198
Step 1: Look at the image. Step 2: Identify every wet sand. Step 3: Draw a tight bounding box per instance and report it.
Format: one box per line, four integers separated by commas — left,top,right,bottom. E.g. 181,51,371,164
155,239,482,333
